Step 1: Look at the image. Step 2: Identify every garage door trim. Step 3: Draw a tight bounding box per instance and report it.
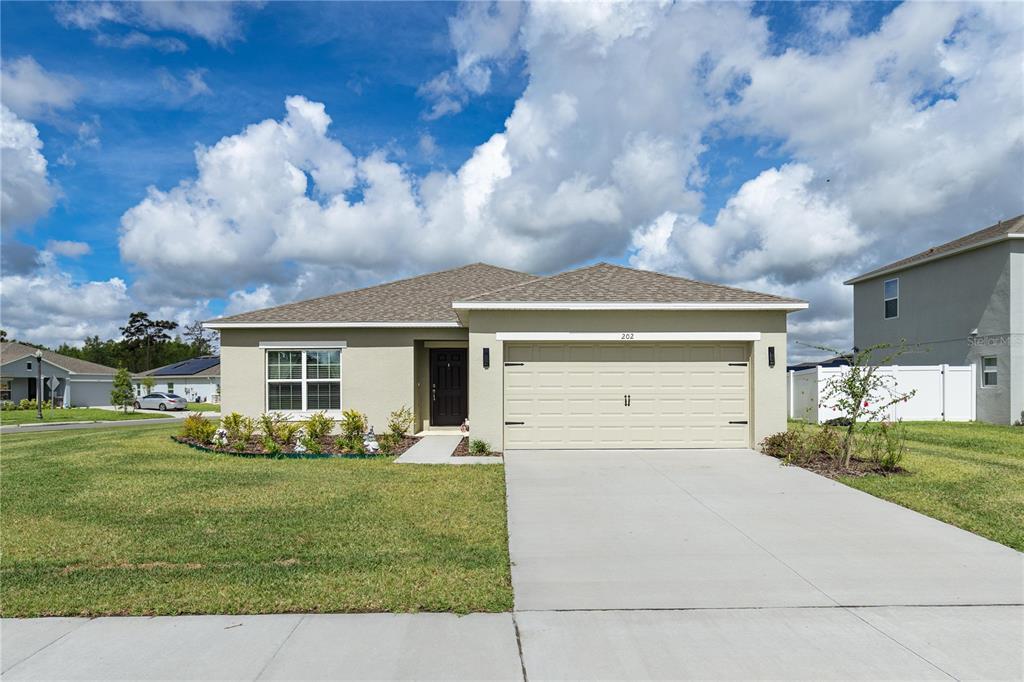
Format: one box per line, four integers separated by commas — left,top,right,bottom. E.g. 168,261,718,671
495,331,761,341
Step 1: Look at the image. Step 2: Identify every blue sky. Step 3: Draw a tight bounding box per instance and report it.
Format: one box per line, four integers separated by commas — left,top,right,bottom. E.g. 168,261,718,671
2,2,1021,356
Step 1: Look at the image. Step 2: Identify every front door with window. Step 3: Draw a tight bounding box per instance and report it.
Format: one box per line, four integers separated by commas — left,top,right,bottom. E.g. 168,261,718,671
430,348,467,426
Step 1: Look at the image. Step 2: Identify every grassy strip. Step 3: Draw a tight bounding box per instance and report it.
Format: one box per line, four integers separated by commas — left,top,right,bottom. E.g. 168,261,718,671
1,424,512,616
1,408,166,425
791,421,1023,551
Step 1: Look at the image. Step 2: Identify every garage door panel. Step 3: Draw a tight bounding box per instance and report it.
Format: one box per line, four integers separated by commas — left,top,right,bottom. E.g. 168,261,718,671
503,342,750,449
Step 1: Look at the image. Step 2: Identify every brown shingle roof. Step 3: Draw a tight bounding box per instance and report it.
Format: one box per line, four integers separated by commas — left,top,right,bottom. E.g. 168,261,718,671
0,342,117,375
457,263,806,306
206,263,536,325
845,214,1024,284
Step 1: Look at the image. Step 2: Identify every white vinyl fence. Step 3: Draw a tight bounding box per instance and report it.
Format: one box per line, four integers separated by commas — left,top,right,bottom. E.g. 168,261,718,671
788,365,976,423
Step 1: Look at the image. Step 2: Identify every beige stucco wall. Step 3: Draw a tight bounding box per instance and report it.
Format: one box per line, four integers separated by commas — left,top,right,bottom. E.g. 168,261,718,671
465,309,790,450
219,327,467,431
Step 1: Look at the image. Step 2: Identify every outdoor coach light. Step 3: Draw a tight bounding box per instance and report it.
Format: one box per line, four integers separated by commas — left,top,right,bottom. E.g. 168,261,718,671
35,350,43,420
483,347,490,369
768,346,776,368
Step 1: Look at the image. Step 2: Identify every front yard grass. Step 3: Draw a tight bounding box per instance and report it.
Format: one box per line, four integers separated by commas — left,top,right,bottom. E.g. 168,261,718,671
791,421,1024,551
185,402,219,412
1,407,165,425
0,423,512,617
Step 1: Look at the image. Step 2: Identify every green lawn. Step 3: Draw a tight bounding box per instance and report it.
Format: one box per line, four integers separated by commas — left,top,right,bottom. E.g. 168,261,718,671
0,424,512,617
794,421,1024,551
0,408,165,425
186,403,219,412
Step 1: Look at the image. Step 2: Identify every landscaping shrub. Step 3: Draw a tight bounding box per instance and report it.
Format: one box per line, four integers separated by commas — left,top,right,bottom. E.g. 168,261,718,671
760,430,804,459
867,420,907,471
18,399,36,411
387,405,414,439
258,412,301,446
180,413,217,444
296,427,323,454
340,409,367,443
304,411,335,440
221,412,256,450
377,432,400,455
469,439,491,455
1,401,14,411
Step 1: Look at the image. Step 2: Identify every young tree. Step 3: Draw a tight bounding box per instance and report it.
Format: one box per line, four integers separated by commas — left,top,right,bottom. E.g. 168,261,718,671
120,312,178,370
141,376,156,395
110,368,136,413
814,341,917,467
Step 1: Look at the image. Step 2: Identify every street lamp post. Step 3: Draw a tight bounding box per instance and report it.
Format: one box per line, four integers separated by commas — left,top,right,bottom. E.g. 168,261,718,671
35,350,43,420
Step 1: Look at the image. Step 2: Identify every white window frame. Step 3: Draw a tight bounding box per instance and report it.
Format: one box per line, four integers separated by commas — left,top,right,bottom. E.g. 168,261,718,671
883,278,899,320
0,379,11,402
981,355,998,388
265,348,343,414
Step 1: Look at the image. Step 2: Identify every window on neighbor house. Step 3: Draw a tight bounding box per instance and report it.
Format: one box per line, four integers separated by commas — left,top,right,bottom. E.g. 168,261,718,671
266,349,341,411
883,278,899,319
982,356,998,387
166,382,174,393
0,380,11,401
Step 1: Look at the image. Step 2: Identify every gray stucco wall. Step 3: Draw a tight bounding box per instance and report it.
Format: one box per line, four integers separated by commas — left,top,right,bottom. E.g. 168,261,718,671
852,240,1022,423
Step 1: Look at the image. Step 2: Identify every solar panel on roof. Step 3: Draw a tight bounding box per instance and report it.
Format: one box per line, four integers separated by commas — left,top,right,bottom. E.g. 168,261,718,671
153,356,219,376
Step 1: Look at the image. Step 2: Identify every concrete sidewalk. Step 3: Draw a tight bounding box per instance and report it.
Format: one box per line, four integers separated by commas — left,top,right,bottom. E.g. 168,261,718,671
1,614,523,681
0,417,181,434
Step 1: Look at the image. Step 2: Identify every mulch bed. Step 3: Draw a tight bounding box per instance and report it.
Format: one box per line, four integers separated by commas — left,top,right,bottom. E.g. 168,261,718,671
171,435,420,459
765,452,907,479
451,437,502,457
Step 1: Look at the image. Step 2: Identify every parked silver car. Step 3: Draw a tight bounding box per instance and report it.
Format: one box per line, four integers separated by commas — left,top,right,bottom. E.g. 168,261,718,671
135,392,188,411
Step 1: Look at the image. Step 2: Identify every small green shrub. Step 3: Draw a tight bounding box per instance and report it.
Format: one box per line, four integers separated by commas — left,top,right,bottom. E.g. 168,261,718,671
469,439,491,455
305,412,335,440
377,432,400,455
340,409,367,443
19,399,36,411
298,429,323,454
221,412,256,450
387,405,414,439
867,420,907,471
262,436,282,456
258,412,301,446
180,413,217,443
760,431,804,459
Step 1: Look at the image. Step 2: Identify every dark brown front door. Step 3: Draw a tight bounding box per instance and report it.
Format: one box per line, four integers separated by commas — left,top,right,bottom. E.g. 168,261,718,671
430,348,467,426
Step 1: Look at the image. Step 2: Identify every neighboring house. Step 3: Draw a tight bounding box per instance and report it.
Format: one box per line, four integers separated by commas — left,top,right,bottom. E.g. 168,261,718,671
134,357,220,403
206,263,806,450
0,342,117,407
845,214,1024,424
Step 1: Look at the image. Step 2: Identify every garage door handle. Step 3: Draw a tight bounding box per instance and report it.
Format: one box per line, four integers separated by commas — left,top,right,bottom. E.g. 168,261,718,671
728,420,748,425
728,362,748,366
505,421,524,426
504,362,524,366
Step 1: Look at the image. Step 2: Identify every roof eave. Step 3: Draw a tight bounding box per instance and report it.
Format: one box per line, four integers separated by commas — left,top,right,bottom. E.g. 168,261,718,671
204,320,464,329
451,301,808,311
844,233,1023,286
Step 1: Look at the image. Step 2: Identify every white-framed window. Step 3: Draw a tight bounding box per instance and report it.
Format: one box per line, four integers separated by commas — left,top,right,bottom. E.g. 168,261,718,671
0,379,11,401
167,382,175,393
266,349,341,412
883,278,899,319
981,356,998,387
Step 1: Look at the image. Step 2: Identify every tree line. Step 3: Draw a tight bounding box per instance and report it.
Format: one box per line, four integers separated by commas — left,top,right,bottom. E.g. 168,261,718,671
2,312,218,373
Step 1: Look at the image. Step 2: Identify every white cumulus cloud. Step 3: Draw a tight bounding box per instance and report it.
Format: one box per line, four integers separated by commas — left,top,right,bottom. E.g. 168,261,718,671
1,105,58,232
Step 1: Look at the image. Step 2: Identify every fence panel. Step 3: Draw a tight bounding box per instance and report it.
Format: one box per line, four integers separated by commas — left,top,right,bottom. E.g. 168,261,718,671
788,364,975,423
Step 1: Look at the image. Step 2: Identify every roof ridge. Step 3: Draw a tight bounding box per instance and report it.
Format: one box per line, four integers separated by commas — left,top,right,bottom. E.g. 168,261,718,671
207,262,532,324
459,261,804,304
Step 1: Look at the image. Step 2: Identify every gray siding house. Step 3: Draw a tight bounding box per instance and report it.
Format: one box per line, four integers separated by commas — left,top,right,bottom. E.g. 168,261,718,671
845,215,1023,424
0,342,117,407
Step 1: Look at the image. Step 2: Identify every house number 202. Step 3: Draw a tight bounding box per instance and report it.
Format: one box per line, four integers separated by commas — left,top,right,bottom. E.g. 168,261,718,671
620,333,635,340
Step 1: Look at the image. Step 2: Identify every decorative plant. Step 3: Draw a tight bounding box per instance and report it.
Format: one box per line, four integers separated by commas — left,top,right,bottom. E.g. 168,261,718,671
141,376,156,395
258,412,300,446
110,367,135,413
304,411,335,441
469,439,491,455
376,432,399,455
181,413,217,443
387,405,414,439
809,341,917,467
221,412,256,450
867,420,907,472
296,426,323,454
340,409,367,443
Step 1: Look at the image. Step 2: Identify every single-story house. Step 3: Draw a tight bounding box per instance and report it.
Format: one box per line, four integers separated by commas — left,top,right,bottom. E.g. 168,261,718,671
0,342,117,407
135,357,220,403
205,263,807,450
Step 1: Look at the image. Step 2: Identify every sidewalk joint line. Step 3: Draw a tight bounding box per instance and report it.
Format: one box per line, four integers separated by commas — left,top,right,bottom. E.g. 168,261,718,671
253,614,305,681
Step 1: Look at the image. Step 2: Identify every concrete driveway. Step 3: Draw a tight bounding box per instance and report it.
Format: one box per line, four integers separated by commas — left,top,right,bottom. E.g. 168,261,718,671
505,448,1024,679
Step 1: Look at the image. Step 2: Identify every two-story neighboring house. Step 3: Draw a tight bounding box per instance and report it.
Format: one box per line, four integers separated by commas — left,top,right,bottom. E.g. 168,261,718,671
845,215,1023,425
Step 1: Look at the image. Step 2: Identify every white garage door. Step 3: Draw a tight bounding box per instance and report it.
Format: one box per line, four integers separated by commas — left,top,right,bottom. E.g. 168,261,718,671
503,342,750,449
